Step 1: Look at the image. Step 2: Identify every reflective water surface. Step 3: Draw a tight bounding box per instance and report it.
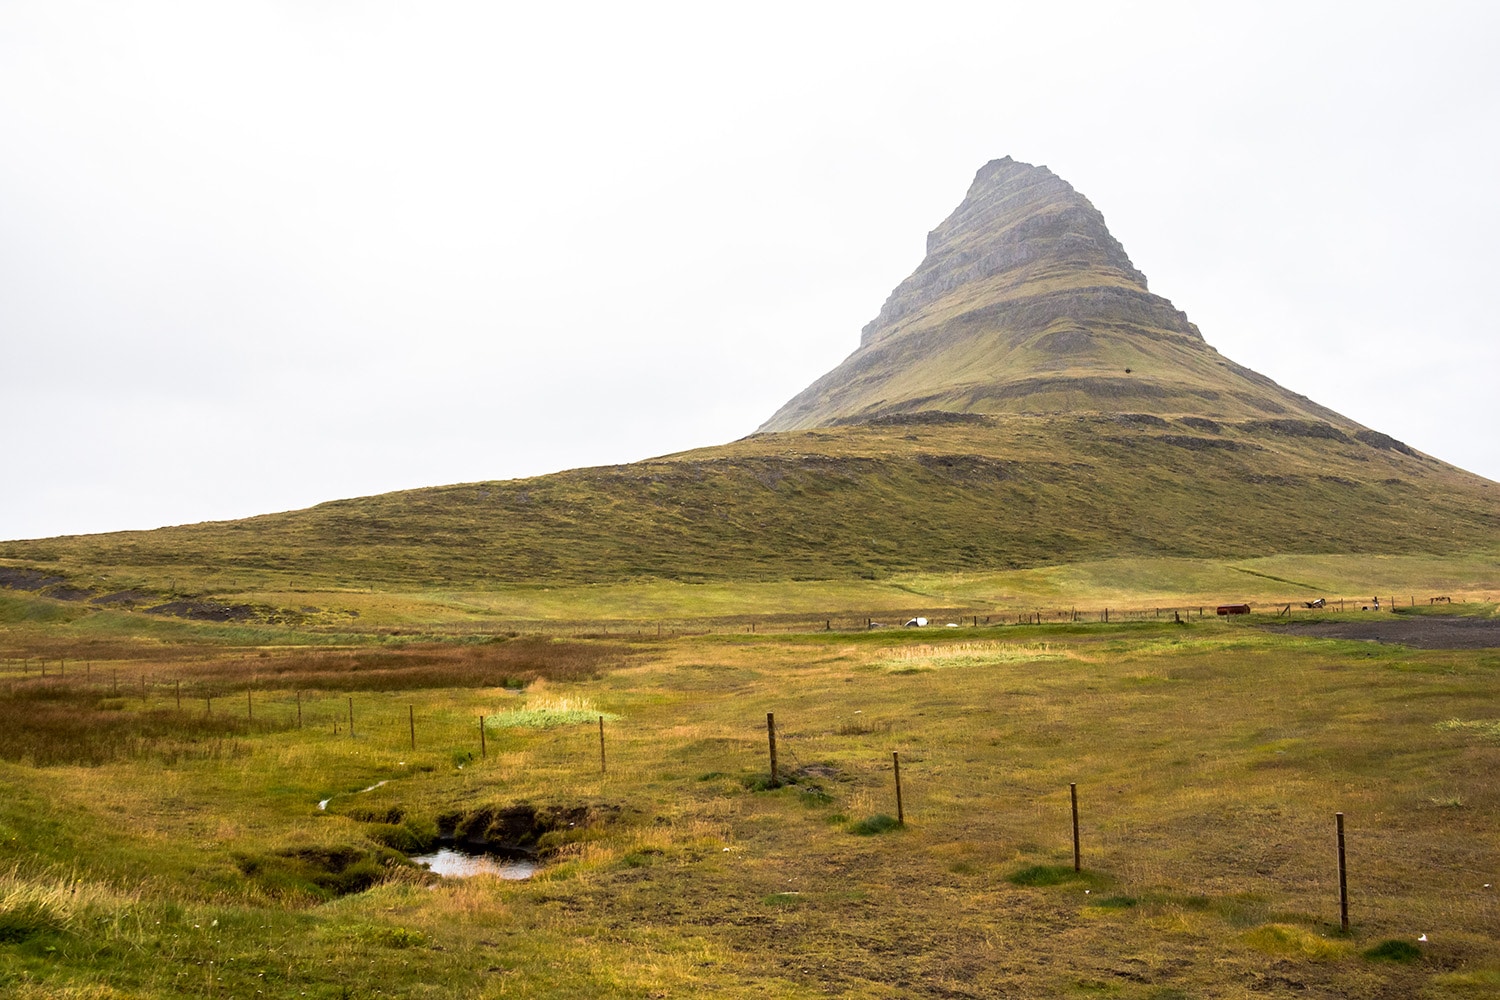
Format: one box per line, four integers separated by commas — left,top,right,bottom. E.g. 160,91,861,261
409,847,538,879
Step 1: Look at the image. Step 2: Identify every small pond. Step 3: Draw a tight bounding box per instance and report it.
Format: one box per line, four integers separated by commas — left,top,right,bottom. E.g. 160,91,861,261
409,846,538,880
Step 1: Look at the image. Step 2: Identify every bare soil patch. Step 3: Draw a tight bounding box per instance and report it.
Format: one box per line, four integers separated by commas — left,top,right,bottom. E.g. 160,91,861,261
145,599,258,622
1267,615,1500,649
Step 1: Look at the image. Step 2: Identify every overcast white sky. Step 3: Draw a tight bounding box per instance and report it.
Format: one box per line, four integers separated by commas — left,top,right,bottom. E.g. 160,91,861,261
3,1,1497,541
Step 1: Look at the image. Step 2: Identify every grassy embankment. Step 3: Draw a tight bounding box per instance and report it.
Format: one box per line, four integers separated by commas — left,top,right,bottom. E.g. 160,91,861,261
2,610,1498,998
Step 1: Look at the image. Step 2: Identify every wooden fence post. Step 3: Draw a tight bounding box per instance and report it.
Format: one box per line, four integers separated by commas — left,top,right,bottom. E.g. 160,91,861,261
348,697,355,738
1071,783,1081,872
599,715,606,774
409,705,416,750
893,751,904,825
1336,812,1349,932
479,716,487,758
766,712,779,787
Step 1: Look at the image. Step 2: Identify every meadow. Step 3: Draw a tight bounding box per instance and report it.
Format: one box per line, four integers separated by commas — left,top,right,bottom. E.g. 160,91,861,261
2,588,1498,998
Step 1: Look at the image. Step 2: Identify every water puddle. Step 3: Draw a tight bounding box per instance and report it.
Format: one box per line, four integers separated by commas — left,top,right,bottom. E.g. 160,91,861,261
409,846,538,879
318,779,390,811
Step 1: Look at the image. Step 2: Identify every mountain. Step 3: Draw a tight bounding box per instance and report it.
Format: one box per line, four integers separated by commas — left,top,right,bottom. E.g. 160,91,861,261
762,156,1344,431
1,158,1496,597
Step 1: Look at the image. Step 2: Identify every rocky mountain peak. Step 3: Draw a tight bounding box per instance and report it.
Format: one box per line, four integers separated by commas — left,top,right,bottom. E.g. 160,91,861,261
758,157,1337,433
860,157,1151,348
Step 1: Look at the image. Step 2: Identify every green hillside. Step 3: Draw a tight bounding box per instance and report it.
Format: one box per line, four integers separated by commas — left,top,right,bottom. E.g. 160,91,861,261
2,414,1494,601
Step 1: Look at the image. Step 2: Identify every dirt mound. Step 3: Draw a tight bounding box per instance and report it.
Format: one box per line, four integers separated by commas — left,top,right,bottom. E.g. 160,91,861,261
43,585,94,602
144,600,257,622
0,567,65,591
437,803,619,854
91,590,155,606
1267,616,1500,650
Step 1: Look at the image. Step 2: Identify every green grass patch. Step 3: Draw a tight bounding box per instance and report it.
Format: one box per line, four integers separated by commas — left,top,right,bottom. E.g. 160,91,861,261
1092,895,1137,909
1429,969,1500,994
486,696,620,729
1007,864,1097,887
1362,938,1422,962
763,892,802,907
620,851,659,868
849,814,901,836
1242,923,1349,960
1434,718,1500,741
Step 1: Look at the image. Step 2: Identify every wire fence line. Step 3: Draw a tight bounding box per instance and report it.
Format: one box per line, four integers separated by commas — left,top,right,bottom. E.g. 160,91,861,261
0,593,1477,652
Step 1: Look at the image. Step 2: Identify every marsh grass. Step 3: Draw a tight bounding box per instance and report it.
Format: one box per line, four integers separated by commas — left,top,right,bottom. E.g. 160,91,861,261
0,865,134,942
877,640,1073,673
0,618,1498,995
0,681,282,765
189,638,626,693
487,696,621,729
832,714,891,736
0,639,627,766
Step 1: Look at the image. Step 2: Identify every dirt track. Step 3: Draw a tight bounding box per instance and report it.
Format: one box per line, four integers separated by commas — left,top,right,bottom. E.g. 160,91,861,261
1267,615,1500,649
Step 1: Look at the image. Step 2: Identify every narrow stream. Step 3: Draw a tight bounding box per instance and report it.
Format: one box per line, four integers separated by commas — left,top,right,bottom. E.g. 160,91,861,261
317,779,389,811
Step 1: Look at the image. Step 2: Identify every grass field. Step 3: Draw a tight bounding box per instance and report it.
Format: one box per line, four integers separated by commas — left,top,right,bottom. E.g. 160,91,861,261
2,602,1498,998
2,552,1497,648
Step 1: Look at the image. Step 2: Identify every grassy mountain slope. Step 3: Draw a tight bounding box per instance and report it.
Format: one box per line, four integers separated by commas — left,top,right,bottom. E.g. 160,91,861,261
3,414,1494,596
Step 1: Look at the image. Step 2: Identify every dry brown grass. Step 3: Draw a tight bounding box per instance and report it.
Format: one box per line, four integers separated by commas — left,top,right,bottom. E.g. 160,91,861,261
179,637,629,692
0,638,627,766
